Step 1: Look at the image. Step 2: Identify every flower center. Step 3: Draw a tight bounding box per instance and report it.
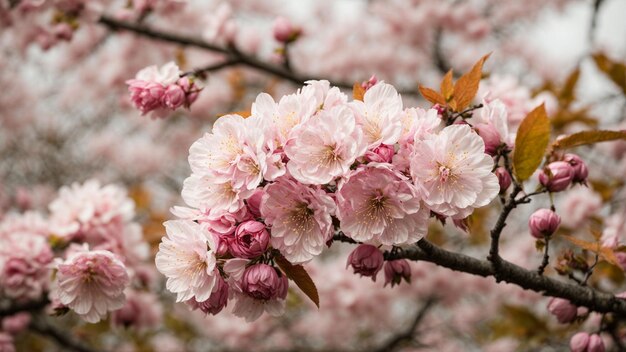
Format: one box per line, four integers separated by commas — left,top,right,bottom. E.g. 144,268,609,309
438,165,451,183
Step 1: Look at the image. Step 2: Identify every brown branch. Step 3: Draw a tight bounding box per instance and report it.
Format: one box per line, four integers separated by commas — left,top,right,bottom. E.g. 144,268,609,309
30,317,102,352
385,238,626,316
537,236,551,275
0,298,48,318
373,297,437,352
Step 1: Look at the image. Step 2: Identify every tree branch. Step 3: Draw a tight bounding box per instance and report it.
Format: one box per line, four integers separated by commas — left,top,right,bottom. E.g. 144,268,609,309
0,299,48,318
385,239,626,316
30,317,102,352
373,297,437,352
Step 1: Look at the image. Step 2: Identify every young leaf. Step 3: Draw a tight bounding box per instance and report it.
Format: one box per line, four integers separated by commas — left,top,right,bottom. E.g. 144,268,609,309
561,235,619,267
451,53,490,111
275,254,320,308
440,70,454,101
418,86,446,106
512,104,551,182
593,53,626,95
551,130,626,150
353,82,366,101
559,68,580,107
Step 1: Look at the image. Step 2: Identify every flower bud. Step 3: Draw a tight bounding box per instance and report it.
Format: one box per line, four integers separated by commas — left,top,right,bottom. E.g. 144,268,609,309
539,161,574,192
475,123,502,156
547,297,577,324
1,313,30,335
347,244,384,281
0,333,15,352
365,144,394,163
564,153,588,185
242,264,283,301
529,209,561,238
188,275,229,315
384,260,411,287
273,17,300,43
127,80,166,115
587,334,605,352
228,221,270,259
163,84,186,110
570,332,590,352
360,75,378,91
495,167,511,193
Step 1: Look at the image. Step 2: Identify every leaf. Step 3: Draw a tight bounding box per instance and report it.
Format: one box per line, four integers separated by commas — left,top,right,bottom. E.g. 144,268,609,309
593,53,626,95
551,130,626,150
559,68,580,107
440,70,454,101
512,104,551,181
561,235,620,267
275,254,320,308
353,82,365,101
451,53,491,111
418,86,446,106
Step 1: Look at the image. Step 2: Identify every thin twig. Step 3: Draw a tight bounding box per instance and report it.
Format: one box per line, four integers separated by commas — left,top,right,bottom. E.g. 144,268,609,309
537,236,551,275
373,297,437,352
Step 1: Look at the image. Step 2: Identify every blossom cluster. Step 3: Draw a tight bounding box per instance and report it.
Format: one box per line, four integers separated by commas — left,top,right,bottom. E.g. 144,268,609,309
126,62,201,118
0,180,159,327
156,79,504,322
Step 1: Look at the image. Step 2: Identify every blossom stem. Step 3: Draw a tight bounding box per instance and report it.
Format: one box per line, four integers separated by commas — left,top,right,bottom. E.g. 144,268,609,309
537,236,551,275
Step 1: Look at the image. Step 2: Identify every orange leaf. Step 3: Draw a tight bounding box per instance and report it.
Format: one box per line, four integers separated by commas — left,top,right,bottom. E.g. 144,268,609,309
418,86,446,106
440,70,454,101
353,82,365,101
452,53,491,111
512,104,551,181
561,235,620,267
551,130,626,150
593,53,626,95
275,255,320,308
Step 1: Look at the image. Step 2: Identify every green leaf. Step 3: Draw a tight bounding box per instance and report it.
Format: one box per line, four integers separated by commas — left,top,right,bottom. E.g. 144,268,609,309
275,254,320,308
551,130,626,150
512,104,551,182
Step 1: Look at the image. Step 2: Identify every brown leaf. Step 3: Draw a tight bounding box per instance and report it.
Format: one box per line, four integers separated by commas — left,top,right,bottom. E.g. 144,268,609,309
275,254,320,308
452,53,491,111
559,68,580,107
551,130,626,150
593,53,626,95
561,235,620,267
418,86,446,106
440,70,454,101
353,82,365,101
512,104,551,182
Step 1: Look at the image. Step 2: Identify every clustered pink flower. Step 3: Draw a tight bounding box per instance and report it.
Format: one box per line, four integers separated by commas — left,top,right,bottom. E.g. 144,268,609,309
159,80,503,322
55,246,130,323
126,62,201,117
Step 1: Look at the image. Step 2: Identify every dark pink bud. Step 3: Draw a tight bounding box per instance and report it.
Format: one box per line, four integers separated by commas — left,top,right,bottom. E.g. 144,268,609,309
365,144,394,163
1,313,30,335
0,333,14,352
347,244,384,281
539,161,574,192
273,17,300,43
547,297,577,324
570,332,590,352
246,189,264,218
188,275,229,315
564,153,588,185
475,123,501,156
495,167,512,193
163,84,186,110
529,209,561,238
383,260,411,287
242,264,284,301
228,221,270,259
587,334,605,352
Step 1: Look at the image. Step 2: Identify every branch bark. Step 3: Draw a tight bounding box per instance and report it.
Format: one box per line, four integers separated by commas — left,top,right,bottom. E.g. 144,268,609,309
30,317,102,352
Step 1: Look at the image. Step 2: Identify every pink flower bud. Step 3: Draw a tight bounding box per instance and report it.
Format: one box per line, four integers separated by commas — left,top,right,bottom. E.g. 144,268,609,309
228,221,270,259
615,252,626,272
529,209,561,238
475,123,501,156
570,332,590,352
242,264,285,301
246,189,264,218
126,80,166,115
347,244,384,281
539,161,574,192
0,333,15,352
52,23,73,41
564,153,588,184
587,334,605,352
495,167,512,193
1,313,31,335
360,75,378,91
547,297,577,324
365,144,394,163
187,275,229,315
384,260,411,287
163,84,186,110
273,17,300,43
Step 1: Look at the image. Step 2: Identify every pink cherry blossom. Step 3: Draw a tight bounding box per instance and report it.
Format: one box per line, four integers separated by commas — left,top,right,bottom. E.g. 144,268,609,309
228,220,270,259
181,174,254,214
384,259,411,287
547,297,577,324
538,161,574,192
0,333,14,352
229,264,288,322
186,275,229,315
55,247,130,323
528,209,561,238
410,124,499,219
285,105,366,184
346,244,384,281
337,164,428,245
155,220,219,302
261,177,335,264
112,291,163,331
350,82,403,147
